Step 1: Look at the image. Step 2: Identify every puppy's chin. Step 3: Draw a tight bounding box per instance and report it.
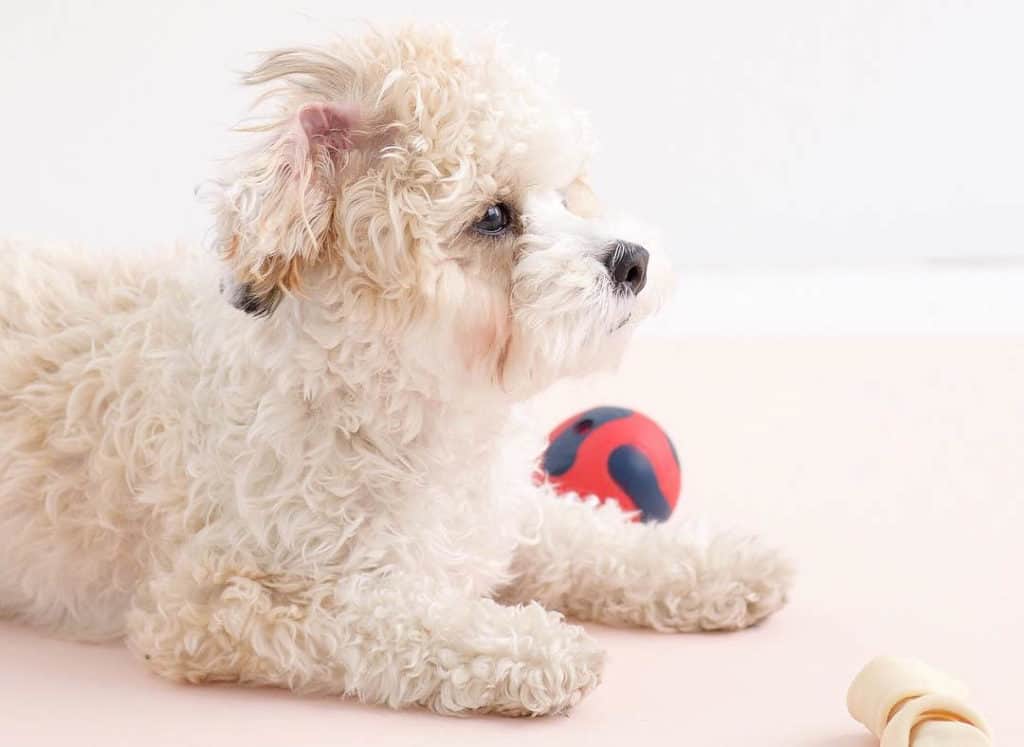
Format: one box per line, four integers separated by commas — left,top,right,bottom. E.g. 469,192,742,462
490,292,635,399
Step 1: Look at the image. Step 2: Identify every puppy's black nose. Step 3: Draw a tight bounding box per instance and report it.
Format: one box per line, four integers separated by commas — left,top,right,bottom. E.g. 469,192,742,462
603,242,649,295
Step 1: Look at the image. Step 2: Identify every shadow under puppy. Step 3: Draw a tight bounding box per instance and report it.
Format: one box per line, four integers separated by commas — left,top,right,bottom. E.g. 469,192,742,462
0,25,792,716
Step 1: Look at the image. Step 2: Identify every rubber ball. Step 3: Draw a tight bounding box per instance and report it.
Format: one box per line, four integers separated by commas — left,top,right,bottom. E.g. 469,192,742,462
541,406,682,522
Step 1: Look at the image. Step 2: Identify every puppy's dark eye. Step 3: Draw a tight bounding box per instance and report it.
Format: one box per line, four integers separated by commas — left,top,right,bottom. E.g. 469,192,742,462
474,203,512,235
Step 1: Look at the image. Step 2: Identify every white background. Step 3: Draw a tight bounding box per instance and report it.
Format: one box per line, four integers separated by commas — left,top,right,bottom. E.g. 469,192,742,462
2,1,1022,331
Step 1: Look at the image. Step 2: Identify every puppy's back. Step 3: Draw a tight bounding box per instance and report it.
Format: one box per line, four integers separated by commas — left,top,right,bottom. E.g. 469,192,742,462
0,242,195,640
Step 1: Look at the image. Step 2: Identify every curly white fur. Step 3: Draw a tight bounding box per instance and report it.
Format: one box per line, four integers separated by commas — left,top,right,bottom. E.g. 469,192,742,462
0,25,792,716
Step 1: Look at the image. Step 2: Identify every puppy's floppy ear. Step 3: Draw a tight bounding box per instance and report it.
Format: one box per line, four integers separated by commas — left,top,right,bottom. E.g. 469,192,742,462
214,100,360,317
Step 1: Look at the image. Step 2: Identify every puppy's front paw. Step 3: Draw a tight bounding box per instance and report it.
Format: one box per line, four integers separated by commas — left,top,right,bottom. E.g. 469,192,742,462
685,533,794,631
428,604,604,717
623,529,793,633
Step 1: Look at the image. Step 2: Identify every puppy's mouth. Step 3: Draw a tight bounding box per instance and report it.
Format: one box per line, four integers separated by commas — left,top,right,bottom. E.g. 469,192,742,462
612,313,632,332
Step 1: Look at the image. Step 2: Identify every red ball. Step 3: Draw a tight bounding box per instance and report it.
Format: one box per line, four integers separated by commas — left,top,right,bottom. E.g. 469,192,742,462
541,406,682,522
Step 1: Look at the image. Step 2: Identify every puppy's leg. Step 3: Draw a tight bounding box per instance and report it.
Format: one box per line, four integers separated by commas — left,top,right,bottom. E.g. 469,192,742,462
127,561,603,716
502,492,793,632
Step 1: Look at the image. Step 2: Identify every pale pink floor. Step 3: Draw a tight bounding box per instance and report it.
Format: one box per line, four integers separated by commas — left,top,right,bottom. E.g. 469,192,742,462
3,338,1022,746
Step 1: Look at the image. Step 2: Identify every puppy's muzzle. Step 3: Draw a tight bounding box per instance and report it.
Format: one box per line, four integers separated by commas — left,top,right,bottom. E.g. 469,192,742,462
603,241,649,295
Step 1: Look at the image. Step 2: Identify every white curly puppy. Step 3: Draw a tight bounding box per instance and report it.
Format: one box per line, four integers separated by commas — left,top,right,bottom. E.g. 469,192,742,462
0,26,791,716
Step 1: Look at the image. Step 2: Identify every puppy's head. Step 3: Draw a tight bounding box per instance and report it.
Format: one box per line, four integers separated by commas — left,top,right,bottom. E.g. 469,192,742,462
212,26,671,399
